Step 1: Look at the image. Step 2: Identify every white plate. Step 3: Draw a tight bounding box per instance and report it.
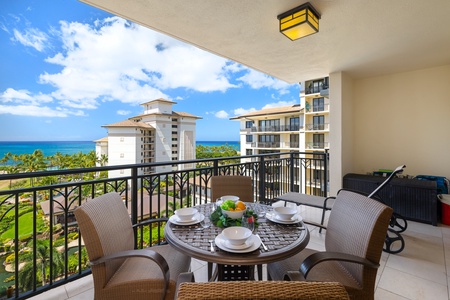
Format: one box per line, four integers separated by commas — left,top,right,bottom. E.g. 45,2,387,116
225,239,253,250
215,234,261,253
266,212,303,224
169,213,205,225
174,215,197,223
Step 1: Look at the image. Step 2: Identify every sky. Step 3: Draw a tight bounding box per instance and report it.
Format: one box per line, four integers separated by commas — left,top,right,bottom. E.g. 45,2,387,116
0,0,300,142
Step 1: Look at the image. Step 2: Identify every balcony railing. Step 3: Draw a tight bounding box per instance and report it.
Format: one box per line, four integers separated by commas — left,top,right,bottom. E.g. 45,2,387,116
0,151,328,299
305,103,330,113
305,142,330,150
250,124,302,132
304,123,330,131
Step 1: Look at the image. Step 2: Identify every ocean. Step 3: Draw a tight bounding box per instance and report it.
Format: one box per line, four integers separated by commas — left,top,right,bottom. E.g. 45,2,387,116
0,140,240,159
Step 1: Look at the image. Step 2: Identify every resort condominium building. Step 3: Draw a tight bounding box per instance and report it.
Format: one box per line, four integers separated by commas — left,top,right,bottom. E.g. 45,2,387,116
95,98,201,178
231,76,329,195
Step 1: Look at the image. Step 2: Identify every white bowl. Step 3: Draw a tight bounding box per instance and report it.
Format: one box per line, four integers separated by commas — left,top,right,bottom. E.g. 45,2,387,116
175,207,198,221
221,226,252,246
274,206,297,220
221,208,245,220
220,195,240,202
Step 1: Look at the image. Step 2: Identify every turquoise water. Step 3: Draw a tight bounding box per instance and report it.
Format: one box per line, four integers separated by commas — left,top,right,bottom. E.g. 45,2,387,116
0,141,239,160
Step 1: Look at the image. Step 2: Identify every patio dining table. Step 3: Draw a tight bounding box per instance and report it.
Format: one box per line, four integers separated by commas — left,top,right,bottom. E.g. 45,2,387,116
164,202,310,281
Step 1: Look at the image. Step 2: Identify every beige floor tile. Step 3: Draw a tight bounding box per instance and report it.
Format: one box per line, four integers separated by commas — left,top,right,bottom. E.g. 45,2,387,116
386,254,447,285
375,288,410,300
66,288,94,300
64,275,94,298
378,266,448,300
28,286,68,300
407,221,443,238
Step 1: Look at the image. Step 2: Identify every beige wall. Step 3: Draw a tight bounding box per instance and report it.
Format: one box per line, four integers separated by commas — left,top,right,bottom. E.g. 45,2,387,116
329,72,355,195
350,64,450,179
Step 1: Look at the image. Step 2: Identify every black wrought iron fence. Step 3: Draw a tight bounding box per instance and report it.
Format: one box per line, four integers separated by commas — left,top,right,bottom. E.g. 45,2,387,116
0,151,328,299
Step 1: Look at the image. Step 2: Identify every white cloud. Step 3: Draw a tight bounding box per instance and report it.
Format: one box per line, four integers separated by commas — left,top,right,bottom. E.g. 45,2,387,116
215,110,229,119
38,17,240,109
117,110,131,115
237,69,294,91
12,27,48,52
233,107,256,116
3,15,296,119
262,100,297,109
0,104,79,117
1,88,52,105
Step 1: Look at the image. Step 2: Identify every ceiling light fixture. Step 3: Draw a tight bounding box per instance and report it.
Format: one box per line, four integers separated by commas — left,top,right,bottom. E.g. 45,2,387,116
277,2,321,41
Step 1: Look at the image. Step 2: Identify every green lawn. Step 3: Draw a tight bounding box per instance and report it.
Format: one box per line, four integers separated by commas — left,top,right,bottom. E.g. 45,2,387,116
1,212,44,241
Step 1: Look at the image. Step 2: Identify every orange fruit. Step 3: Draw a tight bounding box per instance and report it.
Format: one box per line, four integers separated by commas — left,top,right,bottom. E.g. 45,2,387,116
236,201,246,210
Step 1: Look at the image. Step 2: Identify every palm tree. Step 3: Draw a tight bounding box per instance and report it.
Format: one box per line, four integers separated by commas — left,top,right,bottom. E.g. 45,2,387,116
17,239,64,291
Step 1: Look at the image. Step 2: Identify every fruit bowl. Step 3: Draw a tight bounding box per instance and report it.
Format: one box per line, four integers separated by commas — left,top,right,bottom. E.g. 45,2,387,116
220,200,247,219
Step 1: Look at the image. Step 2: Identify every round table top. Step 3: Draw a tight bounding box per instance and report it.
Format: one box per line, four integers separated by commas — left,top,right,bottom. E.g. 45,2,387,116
164,203,310,266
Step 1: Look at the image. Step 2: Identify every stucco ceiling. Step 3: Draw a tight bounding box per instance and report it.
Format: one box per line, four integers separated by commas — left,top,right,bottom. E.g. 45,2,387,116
80,0,450,83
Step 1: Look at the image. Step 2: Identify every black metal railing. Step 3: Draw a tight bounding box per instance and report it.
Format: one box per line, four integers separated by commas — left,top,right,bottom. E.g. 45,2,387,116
0,151,328,299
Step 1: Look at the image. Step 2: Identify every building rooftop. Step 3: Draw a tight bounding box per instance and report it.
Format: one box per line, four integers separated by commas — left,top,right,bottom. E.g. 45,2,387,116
102,119,153,128
231,104,303,120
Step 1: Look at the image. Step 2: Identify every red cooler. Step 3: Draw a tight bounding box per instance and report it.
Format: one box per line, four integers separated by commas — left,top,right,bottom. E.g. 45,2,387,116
440,194,450,225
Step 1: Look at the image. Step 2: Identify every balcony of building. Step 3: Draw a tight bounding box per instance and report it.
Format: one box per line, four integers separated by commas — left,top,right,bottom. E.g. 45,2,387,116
250,124,303,133
304,123,330,132
304,103,330,114
27,206,450,300
249,141,301,150
305,142,330,151
0,152,330,299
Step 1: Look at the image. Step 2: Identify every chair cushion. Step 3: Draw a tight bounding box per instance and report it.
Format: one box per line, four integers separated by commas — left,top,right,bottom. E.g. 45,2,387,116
103,245,191,300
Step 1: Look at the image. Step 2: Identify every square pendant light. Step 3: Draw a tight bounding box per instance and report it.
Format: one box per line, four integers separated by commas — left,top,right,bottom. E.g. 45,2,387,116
277,2,321,41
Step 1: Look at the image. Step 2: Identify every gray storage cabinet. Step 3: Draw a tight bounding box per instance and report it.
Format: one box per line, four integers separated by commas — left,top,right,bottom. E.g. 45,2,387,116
343,173,438,226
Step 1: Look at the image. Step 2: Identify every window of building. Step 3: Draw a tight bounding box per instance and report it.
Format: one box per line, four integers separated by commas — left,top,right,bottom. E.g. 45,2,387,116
246,135,253,142
313,134,325,148
246,149,252,155
290,134,299,148
313,98,324,112
259,119,280,131
258,135,280,142
172,124,178,128
313,115,325,130
245,121,253,128
289,117,299,130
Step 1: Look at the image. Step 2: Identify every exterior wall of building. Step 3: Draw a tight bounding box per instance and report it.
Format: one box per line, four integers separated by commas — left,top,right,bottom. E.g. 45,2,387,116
177,117,196,169
107,128,140,178
351,64,450,179
100,99,198,175
328,64,450,195
143,114,173,173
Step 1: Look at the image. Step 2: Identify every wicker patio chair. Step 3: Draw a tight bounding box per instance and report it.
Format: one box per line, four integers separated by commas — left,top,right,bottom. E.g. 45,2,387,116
210,175,253,203
176,280,350,300
267,189,393,300
74,192,191,300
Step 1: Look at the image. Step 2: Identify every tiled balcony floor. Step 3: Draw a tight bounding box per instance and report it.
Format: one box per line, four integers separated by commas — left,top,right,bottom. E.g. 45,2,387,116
29,205,450,300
